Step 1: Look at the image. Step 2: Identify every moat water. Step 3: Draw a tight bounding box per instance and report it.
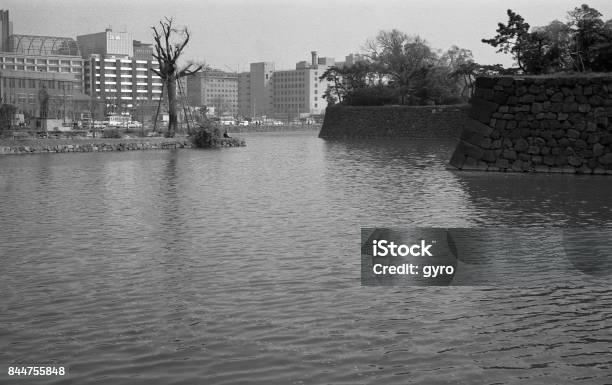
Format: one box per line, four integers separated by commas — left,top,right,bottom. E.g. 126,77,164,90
1,131,611,384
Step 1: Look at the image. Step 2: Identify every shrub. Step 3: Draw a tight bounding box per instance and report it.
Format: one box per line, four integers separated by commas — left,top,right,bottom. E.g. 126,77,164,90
189,119,222,148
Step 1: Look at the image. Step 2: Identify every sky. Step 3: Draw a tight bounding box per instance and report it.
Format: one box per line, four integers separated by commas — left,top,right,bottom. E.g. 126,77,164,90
3,0,612,71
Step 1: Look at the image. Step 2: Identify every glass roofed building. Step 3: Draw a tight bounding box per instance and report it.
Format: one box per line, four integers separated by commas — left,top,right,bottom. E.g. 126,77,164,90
8,34,80,56
0,11,88,122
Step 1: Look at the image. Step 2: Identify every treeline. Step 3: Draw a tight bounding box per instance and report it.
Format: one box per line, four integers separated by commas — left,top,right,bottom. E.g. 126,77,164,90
322,3,612,107
320,31,476,106
483,4,612,74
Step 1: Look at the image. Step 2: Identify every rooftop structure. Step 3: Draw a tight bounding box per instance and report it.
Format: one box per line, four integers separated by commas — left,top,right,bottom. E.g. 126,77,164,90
77,29,133,58
0,10,12,52
8,34,80,56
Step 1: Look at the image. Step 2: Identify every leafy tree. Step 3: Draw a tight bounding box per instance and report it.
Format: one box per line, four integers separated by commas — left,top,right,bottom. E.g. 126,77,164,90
151,18,202,137
534,20,574,70
482,10,533,72
319,61,378,104
483,5,612,73
365,30,438,104
566,4,612,71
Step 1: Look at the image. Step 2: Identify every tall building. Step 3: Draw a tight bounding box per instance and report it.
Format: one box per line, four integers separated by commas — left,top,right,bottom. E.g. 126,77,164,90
77,29,162,118
236,51,336,120
0,10,12,52
249,62,274,118
272,51,333,119
237,72,250,117
186,69,238,117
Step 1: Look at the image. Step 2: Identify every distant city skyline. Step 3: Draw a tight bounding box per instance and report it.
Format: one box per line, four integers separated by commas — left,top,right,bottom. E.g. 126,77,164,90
3,0,612,71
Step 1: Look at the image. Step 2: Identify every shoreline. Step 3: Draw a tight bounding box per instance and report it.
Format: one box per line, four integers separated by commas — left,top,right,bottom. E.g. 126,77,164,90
0,136,245,155
227,123,321,133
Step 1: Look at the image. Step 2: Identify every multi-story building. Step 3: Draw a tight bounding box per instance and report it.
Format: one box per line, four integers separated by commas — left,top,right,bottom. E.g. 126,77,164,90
186,69,238,117
77,29,133,58
0,68,87,121
77,29,162,119
132,40,154,61
336,53,369,68
249,62,274,118
272,51,333,119
0,12,87,122
237,52,336,120
237,72,250,117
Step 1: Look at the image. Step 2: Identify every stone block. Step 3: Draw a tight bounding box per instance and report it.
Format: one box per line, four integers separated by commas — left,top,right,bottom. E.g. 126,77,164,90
482,149,497,162
511,160,524,172
567,129,580,139
568,156,584,167
502,149,518,160
528,146,540,155
462,117,494,138
475,77,498,90
469,97,500,124
515,138,528,152
598,153,612,165
520,94,536,103
495,158,510,169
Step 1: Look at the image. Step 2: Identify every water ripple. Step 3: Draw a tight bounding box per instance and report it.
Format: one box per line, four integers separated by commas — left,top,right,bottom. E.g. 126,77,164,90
1,132,611,384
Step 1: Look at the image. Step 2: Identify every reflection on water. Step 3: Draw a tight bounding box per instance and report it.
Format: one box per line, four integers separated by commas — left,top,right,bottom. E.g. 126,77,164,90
1,131,611,384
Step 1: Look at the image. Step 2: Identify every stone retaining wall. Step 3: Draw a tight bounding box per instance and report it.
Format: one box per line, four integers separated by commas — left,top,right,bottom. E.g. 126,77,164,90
319,104,469,139
229,124,321,133
0,137,245,155
449,74,612,174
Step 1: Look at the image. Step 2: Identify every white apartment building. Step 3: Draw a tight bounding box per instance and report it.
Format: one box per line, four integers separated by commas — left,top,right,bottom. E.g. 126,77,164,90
78,29,162,116
238,51,335,120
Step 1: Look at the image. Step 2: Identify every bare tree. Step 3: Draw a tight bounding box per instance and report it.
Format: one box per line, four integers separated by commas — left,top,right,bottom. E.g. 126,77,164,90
151,18,202,137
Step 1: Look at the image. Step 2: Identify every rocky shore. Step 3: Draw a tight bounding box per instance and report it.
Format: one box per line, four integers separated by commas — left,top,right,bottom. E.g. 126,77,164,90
0,137,245,155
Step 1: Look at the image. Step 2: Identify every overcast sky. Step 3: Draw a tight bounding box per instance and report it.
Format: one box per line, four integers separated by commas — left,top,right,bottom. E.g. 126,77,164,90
3,0,612,71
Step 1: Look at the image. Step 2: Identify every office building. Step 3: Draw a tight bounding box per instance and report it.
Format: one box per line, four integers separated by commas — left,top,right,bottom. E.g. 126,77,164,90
78,29,163,118
0,10,87,121
77,29,133,59
133,40,154,61
272,51,333,119
237,72,250,117
249,62,275,118
186,69,238,117
236,51,336,120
